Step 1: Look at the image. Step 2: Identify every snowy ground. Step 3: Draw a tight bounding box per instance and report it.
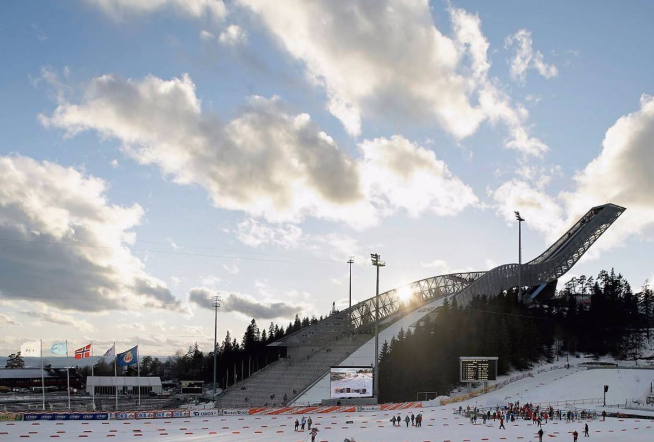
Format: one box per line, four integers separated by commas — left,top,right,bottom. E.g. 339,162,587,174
2,408,653,442
3,365,654,441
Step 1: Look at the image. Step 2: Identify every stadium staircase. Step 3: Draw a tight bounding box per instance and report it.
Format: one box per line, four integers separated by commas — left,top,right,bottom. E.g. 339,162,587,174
214,333,371,408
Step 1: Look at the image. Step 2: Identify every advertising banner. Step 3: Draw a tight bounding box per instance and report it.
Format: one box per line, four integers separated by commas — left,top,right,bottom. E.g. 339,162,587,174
136,412,154,419
172,410,190,418
0,412,23,421
356,405,381,412
191,409,223,417
223,409,250,416
23,413,109,421
115,412,136,420
154,411,173,419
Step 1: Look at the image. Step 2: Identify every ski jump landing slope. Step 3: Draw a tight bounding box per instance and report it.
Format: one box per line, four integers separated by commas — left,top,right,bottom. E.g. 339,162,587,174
292,296,447,405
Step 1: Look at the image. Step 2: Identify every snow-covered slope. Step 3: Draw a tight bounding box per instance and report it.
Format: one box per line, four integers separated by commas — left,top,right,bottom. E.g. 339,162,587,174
293,297,446,404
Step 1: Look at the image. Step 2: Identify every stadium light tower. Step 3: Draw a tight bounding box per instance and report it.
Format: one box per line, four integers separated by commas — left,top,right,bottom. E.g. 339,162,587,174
348,256,354,332
514,211,525,298
371,253,385,401
212,295,221,397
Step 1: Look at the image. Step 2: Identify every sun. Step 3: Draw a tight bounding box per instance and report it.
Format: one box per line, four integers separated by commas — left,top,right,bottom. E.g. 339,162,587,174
397,286,413,303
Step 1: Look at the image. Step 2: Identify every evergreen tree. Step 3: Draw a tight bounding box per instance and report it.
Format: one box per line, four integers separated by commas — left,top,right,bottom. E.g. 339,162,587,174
5,352,25,368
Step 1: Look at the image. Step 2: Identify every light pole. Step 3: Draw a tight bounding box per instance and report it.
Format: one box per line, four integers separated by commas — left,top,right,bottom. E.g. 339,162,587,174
371,253,385,402
212,295,221,397
348,257,354,332
514,211,525,299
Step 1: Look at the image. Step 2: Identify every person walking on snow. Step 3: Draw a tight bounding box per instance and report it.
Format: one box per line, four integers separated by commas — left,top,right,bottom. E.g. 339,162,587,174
411,413,415,426
294,419,299,431
538,428,544,442
310,427,318,442
308,417,312,430
405,415,410,427
499,415,505,430
573,430,578,442
301,416,306,431
584,423,589,437
391,416,396,427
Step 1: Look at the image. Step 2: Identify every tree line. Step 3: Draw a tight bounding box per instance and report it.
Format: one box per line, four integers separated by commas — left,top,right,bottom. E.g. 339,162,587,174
74,313,325,388
378,268,654,403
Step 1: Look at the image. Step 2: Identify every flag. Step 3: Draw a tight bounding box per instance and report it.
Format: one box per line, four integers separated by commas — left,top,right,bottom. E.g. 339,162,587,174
103,344,116,357
116,346,138,367
75,343,92,359
50,342,68,355
20,340,40,357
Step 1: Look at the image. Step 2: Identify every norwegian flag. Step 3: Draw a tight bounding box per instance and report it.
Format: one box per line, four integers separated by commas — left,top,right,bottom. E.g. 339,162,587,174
75,343,92,359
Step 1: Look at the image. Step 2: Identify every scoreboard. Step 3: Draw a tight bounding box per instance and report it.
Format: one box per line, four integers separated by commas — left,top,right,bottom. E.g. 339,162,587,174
460,357,498,382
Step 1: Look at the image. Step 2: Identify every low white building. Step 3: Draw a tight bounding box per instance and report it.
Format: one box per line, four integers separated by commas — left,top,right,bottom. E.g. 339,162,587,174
86,376,162,396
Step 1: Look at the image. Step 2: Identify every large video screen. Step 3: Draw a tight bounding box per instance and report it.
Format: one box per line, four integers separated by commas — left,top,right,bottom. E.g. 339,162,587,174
330,366,373,398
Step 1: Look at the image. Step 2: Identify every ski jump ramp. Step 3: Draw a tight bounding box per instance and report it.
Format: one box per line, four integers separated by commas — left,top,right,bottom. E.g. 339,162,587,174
271,204,626,405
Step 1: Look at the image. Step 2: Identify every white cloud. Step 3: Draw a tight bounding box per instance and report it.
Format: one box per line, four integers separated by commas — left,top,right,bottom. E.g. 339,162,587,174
560,94,654,253
110,159,119,168
200,30,215,40
222,263,240,275
0,155,184,313
189,287,304,320
200,275,222,287
505,29,558,83
238,0,547,155
0,313,21,327
170,276,182,287
491,94,654,257
219,24,247,46
88,0,227,22
41,73,477,227
421,259,450,273
490,179,565,236
28,309,95,333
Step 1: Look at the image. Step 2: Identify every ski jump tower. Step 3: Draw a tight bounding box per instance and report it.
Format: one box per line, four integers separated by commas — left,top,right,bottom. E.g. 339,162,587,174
217,203,625,407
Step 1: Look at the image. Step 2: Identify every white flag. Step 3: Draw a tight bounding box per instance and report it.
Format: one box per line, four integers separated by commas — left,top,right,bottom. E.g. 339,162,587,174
20,340,41,357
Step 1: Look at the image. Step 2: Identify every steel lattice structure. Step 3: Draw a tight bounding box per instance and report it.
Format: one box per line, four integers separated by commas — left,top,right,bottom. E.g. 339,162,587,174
269,203,625,348
454,203,625,305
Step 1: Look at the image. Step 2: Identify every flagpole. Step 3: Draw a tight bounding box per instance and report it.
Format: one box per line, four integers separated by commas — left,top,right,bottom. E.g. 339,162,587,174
114,342,118,411
137,344,140,408
66,340,70,410
91,342,95,410
41,339,45,410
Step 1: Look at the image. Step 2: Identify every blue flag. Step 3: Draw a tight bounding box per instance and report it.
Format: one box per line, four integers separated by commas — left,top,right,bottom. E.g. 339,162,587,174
116,346,138,367
50,342,67,356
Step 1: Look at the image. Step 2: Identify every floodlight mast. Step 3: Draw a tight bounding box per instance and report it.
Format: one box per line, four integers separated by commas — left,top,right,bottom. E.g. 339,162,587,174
514,211,525,299
212,295,221,397
347,257,354,332
371,253,385,401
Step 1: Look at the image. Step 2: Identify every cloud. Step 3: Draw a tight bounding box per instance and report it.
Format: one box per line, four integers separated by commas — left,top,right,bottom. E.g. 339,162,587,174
560,94,654,252
222,263,240,275
0,313,21,327
234,218,363,261
0,155,185,313
41,73,477,227
490,179,565,236
28,310,95,333
238,0,547,155
189,287,304,320
200,275,222,287
505,29,558,83
491,95,654,257
219,24,247,46
88,0,227,22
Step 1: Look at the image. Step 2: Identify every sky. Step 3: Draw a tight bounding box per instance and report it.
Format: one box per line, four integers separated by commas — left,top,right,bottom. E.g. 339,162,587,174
0,0,653,357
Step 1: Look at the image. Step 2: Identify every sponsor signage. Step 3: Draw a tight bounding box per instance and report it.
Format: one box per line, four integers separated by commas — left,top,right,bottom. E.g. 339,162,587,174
191,409,223,417
0,412,23,421
223,409,250,416
460,357,498,382
356,405,381,412
23,413,109,421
